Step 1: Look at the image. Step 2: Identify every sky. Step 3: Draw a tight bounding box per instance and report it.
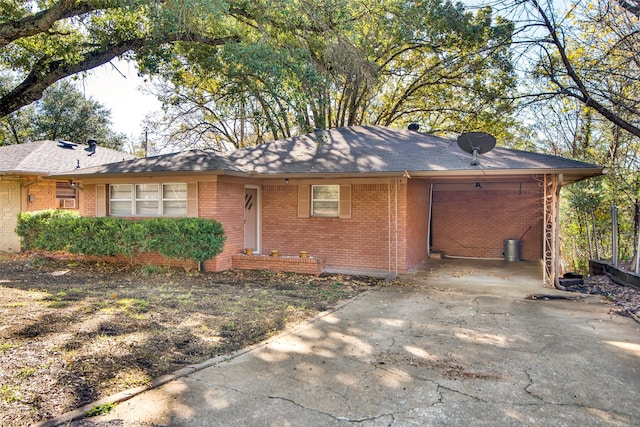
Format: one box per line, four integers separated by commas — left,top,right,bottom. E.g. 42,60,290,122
78,59,162,141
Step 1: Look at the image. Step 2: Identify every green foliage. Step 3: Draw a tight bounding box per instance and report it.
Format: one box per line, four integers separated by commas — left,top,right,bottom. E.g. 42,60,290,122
0,0,241,117
141,217,226,262
16,210,225,264
145,0,519,151
0,80,126,147
87,402,116,417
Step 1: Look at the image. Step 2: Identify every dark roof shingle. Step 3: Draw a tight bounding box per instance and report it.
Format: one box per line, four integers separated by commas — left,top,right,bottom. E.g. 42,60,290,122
0,140,135,175
52,126,603,182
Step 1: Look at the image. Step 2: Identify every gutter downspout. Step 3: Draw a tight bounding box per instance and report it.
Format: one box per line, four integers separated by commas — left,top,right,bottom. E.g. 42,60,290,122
395,177,398,278
427,182,433,258
387,177,399,280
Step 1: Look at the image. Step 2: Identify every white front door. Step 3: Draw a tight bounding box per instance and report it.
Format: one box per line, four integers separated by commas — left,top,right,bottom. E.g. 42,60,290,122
244,187,258,252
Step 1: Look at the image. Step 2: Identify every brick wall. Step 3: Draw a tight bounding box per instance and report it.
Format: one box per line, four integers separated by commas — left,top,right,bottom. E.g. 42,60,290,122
81,184,96,217
201,180,244,272
231,254,325,275
23,180,57,211
72,176,546,273
0,178,22,252
431,184,543,260
404,180,431,269
261,183,393,273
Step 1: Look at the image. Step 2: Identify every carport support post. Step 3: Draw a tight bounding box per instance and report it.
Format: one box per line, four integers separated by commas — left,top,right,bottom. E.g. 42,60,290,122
543,174,562,288
611,204,618,267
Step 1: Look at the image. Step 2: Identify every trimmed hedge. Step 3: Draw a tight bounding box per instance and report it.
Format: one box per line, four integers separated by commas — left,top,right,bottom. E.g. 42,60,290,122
16,210,225,263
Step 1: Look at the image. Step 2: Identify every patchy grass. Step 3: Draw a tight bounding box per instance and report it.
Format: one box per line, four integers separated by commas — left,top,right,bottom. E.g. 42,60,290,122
0,253,378,426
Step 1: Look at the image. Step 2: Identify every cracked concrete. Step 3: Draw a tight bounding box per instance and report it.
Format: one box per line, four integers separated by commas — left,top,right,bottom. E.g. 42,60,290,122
64,259,639,426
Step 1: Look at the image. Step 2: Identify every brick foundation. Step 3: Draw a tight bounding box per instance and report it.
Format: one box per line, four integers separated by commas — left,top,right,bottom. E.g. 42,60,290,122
231,253,325,275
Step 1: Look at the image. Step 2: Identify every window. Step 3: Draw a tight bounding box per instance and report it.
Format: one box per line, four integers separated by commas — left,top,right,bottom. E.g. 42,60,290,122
110,184,133,216
136,184,159,216
109,183,187,217
311,185,340,217
162,183,187,216
56,182,77,209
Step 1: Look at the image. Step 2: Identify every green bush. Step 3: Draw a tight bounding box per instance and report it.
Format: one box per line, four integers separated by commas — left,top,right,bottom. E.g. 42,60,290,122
16,210,225,263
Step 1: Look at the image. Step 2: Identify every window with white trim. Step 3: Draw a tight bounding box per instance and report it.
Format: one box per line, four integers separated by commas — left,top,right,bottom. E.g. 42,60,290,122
109,183,187,217
311,185,340,217
162,183,188,216
110,184,133,216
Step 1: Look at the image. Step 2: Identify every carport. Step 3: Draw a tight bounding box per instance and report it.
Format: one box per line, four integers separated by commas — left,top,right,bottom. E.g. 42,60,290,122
419,172,587,288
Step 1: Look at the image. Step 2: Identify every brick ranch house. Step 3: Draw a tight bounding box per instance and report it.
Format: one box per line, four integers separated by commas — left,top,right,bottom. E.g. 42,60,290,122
0,140,135,252
53,126,603,286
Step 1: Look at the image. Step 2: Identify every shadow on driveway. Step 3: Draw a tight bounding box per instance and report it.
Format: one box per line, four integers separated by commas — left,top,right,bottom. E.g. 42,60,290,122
62,259,640,426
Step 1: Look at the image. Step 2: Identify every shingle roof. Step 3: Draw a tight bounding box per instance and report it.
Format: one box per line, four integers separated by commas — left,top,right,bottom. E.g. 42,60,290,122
53,126,603,182
55,148,243,176
228,126,602,176
0,140,136,175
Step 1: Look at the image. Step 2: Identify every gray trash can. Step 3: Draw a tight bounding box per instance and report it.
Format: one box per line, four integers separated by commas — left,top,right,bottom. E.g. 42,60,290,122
503,239,521,261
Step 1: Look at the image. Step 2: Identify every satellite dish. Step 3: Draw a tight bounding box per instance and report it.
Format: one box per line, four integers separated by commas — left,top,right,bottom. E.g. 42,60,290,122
457,132,496,166
57,140,77,150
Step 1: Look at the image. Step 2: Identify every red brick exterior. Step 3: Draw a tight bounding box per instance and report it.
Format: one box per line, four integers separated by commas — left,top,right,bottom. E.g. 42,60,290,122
231,254,325,275
76,175,546,274
80,184,96,217
431,183,543,260
261,183,393,273
22,178,81,213
200,180,245,272
404,180,431,268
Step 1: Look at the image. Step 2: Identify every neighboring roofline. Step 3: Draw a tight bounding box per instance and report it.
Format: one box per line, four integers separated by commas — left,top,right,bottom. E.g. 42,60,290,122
0,170,57,177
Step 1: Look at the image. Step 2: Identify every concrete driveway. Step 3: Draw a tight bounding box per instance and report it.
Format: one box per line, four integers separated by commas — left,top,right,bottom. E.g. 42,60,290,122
63,260,639,426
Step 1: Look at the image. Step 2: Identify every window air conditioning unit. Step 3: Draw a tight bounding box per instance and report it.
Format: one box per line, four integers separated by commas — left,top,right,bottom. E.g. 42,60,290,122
59,198,76,208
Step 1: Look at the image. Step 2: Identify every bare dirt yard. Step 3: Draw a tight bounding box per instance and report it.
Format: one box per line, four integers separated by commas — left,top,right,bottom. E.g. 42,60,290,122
0,253,377,426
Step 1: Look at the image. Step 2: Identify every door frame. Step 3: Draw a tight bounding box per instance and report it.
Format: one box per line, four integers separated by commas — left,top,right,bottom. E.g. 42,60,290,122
244,185,261,253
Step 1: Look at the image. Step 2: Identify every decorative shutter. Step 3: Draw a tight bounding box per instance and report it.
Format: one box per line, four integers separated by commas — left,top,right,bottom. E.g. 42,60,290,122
339,185,351,219
297,185,310,218
187,182,198,217
96,185,106,216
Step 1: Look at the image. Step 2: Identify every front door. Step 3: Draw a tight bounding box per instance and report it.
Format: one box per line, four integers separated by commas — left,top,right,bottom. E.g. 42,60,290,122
244,187,258,252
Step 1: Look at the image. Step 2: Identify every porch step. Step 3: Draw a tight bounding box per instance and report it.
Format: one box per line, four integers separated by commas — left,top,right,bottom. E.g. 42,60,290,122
429,251,445,259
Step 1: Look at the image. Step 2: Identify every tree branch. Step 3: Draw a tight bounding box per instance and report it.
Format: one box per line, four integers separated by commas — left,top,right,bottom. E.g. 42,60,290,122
0,0,111,48
0,33,240,118
617,0,640,17
530,0,640,139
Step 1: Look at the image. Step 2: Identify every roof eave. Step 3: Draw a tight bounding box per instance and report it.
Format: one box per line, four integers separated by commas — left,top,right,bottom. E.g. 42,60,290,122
48,169,246,180
407,167,604,182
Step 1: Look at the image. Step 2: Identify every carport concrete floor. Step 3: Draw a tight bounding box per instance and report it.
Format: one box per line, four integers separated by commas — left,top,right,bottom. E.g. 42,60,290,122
68,259,640,426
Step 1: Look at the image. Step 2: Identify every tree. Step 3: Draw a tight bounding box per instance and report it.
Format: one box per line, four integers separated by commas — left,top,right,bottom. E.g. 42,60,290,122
145,0,522,151
0,0,243,118
35,80,125,148
504,0,640,269
506,0,640,139
0,79,126,147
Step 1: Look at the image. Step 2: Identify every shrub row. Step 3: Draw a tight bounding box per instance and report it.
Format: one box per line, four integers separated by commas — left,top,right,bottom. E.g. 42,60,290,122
16,210,225,263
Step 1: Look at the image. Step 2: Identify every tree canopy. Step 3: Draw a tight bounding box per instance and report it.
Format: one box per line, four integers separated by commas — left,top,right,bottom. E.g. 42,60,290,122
0,79,125,147
144,0,521,151
502,0,640,270
0,0,243,118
